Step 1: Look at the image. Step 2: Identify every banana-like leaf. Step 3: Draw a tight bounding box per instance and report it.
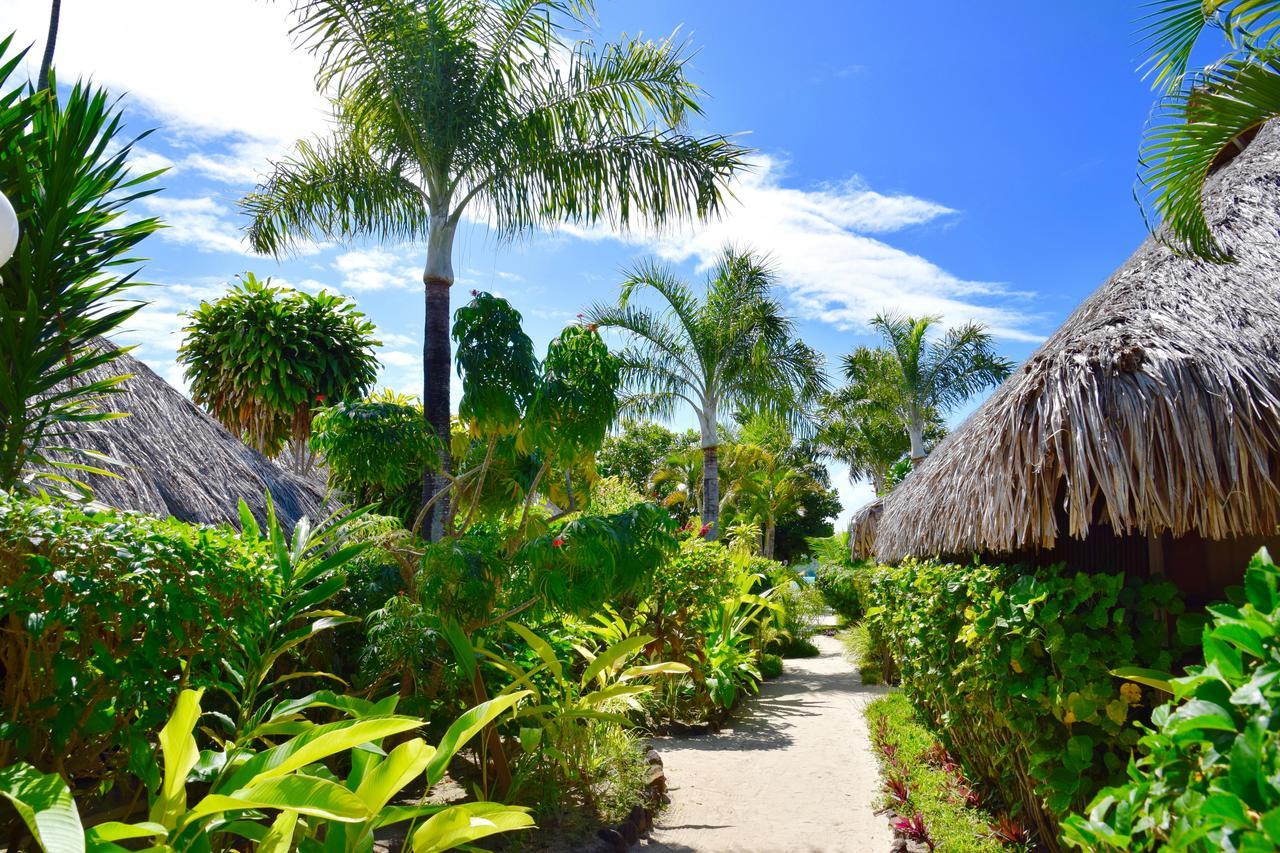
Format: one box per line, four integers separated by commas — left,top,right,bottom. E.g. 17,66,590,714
258,809,299,853
619,661,691,680
354,738,435,813
506,621,565,683
1112,666,1176,693
188,775,371,823
422,692,529,785
0,763,85,853
579,634,653,688
581,683,653,707
410,803,534,853
220,716,422,792
269,690,377,722
150,688,205,829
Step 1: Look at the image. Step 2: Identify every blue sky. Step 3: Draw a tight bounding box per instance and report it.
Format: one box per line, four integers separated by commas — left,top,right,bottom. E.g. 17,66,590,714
3,1,1179,525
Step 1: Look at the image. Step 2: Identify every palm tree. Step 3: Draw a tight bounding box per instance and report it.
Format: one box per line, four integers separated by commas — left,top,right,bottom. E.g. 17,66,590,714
37,0,60,90
589,248,826,539
818,347,944,494
857,313,1011,464
724,444,822,558
240,0,746,540
1136,0,1280,260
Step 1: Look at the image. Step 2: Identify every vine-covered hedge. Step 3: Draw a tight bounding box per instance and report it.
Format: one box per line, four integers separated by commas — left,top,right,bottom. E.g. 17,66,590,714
858,558,1186,846
0,494,276,786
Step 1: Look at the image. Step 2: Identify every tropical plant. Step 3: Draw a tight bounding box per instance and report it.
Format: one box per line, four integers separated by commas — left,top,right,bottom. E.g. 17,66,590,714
589,247,826,538
698,571,779,714
818,347,945,494
854,314,1011,463
0,688,533,852
1063,548,1280,851
486,622,688,813
597,419,695,497
723,443,824,558
1136,0,1280,260
0,36,162,495
311,390,438,524
858,557,1186,845
241,0,746,540
0,493,275,792
178,273,380,469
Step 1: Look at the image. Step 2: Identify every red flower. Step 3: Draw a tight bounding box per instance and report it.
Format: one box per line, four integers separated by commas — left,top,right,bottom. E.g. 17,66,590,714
553,537,564,548
315,393,326,402
699,523,711,536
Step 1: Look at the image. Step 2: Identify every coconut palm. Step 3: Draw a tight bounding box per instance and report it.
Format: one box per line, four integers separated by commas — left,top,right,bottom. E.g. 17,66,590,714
1136,0,1280,260
240,0,746,539
818,347,945,494
588,248,826,539
857,314,1011,464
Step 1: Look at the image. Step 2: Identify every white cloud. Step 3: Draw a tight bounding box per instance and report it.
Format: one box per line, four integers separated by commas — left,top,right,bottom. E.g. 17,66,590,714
129,146,178,176
379,350,420,368
4,0,328,151
140,195,249,255
334,247,421,292
561,155,1042,342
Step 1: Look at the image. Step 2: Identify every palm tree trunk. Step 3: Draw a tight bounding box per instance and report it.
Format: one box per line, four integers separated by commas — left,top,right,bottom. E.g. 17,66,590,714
38,0,61,91
763,521,776,558
421,215,456,542
699,406,719,539
907,407,927,465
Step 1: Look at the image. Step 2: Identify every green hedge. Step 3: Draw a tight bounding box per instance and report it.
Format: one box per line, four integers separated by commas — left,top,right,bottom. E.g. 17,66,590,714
0,494,276,787
814,560,861,621
858,558,1185,845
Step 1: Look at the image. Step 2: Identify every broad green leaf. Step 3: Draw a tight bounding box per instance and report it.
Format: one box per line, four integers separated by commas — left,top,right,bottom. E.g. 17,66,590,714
410,803,534,853
1167,698,1238,735
355,738,435,812
188,776,371,823
151,688,205,829
0,763,85,853
580,635,654,689
221,716,422,791
422,692,529,785
1111,667,1176,693
619,661,691,680
85,821,167,844
506,622,565,684
259,809,299,853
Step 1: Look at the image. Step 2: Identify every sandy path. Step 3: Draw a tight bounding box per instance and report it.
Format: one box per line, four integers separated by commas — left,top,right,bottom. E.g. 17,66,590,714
641,634,892,853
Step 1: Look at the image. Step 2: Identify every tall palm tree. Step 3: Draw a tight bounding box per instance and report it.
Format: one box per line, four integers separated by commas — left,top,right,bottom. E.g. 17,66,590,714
818,347,944,494
857,314,1011,464
723,444,821,558
240,0,746,540
37,0,60,90
1136,0,1280,260
588,247,826,539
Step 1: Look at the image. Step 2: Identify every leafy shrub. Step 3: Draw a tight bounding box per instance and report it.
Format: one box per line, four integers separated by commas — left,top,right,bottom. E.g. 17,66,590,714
0,494,275,787
762,563,825,655
866,692,1005,853
781,636,820,658
841,621,891,685
760,653,783,679
815,561,862,622
1063,548,1280,851
859,558,1185,842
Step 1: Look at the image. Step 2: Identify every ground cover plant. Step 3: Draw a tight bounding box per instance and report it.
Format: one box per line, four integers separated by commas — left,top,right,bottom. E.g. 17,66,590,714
857,557,1186,846
867,691,1010,853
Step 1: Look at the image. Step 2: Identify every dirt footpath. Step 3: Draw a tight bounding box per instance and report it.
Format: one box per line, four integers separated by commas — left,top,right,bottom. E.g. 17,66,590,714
641,634,892,853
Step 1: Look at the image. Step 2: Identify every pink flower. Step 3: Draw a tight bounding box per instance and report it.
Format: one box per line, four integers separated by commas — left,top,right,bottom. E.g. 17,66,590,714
699,523,711,536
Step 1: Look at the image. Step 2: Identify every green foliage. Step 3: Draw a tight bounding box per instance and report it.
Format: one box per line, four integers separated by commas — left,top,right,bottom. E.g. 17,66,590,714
597,419,694,496
882,456,914,493
759,653,783,680
840,622,889,685
866,692,1007,853
1063,548,1280,851
0,688,533,852
583,474,648,516
813,539,862,623
859,558,1186,840
0,37,162,494
0,494,275,788
311,391,438,523
453,292,538,438
525,325,621,466
178,273,380,458
759,563,825,655
1136,1,1280,260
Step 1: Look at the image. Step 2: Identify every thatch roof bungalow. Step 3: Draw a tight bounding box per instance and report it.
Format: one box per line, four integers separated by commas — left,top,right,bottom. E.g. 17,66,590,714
869,121,1280,603
50,341,327,531
847,498,882,561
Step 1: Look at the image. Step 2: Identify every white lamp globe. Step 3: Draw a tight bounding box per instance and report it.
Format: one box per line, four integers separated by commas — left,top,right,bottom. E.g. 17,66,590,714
0,189,17,268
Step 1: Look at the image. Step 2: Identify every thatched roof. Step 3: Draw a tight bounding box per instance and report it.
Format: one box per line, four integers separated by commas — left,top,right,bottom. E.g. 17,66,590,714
848,498,882,561
49,341,328,531
874,120,1280,562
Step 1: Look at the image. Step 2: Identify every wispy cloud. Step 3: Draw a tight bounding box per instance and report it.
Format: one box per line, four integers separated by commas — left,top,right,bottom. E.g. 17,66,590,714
559,155,1041,342
333,247,421,292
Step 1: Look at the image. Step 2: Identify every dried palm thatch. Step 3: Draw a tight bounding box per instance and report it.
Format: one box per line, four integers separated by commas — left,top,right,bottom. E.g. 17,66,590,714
48,340,328,530
848,498,882,561
874,120,1280,563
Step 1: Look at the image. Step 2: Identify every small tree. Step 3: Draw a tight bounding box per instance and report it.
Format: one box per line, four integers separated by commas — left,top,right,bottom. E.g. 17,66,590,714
0,38,162,494
589,247,826,539
858,313,1011,464
178,274,380,471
